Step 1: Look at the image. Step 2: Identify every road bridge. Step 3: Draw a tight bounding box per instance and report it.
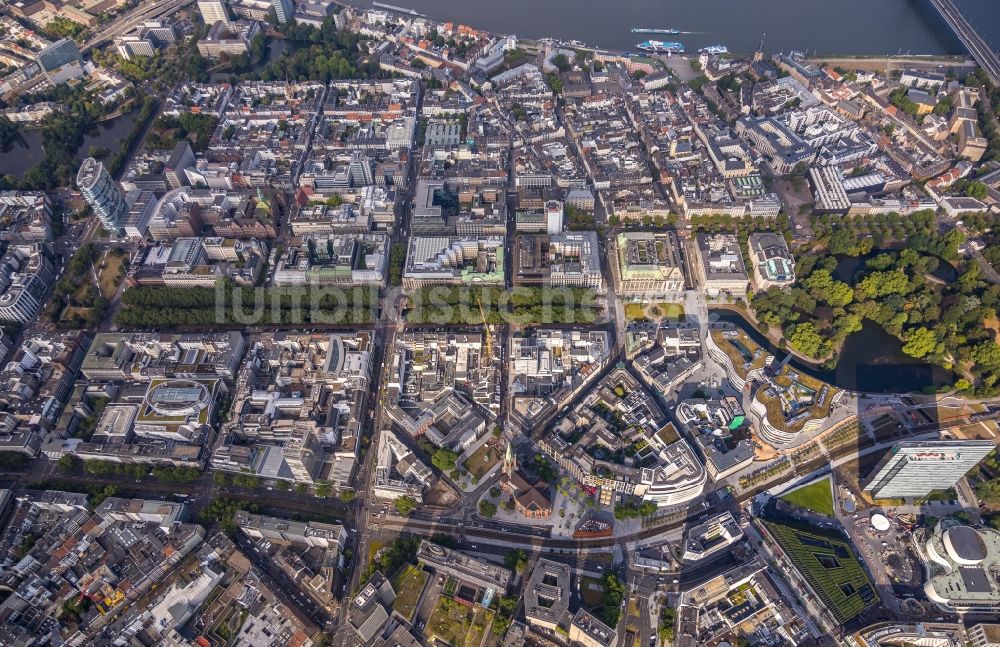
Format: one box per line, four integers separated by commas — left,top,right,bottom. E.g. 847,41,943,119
928,0,1000,85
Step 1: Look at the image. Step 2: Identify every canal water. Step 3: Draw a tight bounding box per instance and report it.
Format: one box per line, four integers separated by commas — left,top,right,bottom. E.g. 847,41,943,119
0,106,141,179
356,0,999,56
710,308,955,394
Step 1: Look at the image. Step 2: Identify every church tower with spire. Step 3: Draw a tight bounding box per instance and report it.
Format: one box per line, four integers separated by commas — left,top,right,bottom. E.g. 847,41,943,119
502,440,516,476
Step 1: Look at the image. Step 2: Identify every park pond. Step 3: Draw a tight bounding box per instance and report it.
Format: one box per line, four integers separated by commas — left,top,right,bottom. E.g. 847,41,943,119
0,106,142,179
209,38,308,82
710,309,955,394
833,253,958,284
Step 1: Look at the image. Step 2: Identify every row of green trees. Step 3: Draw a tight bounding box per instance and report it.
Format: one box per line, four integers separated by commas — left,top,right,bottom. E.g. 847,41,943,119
121,283,377,308
213,472,261,488
600,573,626,627
115,282,378,328
200,497,260,534
107,96,159,178
388,243,406,286
809,210,941,249
405,285,601,325
613,498,658,519
80,459,200,483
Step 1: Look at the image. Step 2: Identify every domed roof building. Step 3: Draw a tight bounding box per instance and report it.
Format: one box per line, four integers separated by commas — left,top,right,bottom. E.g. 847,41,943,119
922,519,1000,613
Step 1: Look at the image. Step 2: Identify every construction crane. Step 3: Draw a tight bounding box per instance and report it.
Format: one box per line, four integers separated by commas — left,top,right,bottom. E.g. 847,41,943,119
476,293,493,361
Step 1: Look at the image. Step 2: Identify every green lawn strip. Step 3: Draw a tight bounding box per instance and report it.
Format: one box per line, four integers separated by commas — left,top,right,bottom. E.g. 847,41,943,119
462,444,500,479
579,575,606,610
392,565,429,621
778,476,835,516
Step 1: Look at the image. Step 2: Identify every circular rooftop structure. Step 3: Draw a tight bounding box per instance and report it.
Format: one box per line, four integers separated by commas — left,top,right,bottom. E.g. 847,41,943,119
871,513,890,532
424,543,446,557
146,380,211,417
943,525,989,565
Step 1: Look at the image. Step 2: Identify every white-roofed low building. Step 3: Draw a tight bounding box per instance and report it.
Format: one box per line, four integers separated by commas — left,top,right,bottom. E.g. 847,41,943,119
922,520,1000,614
402,236,505,288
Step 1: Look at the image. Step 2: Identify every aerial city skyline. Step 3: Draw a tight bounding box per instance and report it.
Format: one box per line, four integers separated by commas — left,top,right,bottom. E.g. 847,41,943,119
0,0,1000,646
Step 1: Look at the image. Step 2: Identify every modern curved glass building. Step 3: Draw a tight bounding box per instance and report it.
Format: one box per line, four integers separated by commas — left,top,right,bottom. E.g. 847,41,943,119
77,157,127,235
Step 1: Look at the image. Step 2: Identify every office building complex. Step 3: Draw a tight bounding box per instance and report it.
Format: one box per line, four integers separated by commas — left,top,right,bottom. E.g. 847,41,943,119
0,245,55,323
863,440,994,499
348,572,396,643
81,331,245,381
402,236,505,287
373,429,432,501
809,166,852,214
36,38,84,85
735,115,814,174
392,330,498,406
270,0,294,23
272,234,388,287
509,329,610,397
214,332,372,487
676,397,754,480
513,231,603,289
541,368,706,506
524,559,571,632
544,199,563,234
77,158,128,235
570,609,617,647
234,510,347,550
416,540,512,593
681,512,744,563
197,0,231,26
36,39,81,72
115,21,178,60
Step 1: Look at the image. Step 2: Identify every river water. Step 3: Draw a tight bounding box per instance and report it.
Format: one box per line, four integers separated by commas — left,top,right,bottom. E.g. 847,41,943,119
5,0,995,175
357,0,1000,56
